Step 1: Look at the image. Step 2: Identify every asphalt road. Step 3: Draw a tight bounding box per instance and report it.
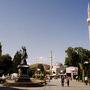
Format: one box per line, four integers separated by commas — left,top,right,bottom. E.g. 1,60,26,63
0,78,90,90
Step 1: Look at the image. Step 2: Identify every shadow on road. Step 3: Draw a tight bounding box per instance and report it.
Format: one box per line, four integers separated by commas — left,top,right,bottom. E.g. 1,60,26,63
0,87,21,90
46,84,57,86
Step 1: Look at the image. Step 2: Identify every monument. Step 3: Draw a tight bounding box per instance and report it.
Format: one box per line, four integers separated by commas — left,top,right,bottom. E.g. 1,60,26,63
4,46,31,87
17,46,30,82
4,46,45,87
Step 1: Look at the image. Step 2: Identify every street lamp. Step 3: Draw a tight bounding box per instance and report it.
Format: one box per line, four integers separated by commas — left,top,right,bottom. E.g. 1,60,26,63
37,68,40,72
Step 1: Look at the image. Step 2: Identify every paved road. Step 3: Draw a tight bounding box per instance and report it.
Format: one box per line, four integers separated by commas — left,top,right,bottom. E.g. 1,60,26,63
13,78,90,90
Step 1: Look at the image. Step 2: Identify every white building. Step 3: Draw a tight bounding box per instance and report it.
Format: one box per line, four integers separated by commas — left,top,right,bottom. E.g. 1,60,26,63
52,63,65,76
52,65,59,75
66,66,78,79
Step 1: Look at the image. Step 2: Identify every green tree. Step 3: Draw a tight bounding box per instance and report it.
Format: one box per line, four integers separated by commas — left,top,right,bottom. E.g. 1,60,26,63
37,64,45,80
30,64,45,79
65,47,90,67
65,47,79,66
75,47,88,63
0,54,12,75
65,47,90,80
13,51,22,73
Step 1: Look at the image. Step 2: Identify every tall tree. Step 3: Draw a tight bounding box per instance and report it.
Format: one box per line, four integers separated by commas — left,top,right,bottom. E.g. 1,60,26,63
12,46,28,72
0,54,12,75
65,47,79,66
65,47,90,67
13,51,22,73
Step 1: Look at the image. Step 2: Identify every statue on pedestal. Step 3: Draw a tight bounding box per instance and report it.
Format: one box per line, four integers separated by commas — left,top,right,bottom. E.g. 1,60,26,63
17,46,30,82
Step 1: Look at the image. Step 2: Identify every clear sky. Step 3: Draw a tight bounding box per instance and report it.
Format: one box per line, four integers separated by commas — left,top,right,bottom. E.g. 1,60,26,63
0,0,89,65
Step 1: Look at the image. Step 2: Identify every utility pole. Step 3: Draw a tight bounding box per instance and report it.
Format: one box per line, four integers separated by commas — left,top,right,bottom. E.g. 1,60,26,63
50,50,53,76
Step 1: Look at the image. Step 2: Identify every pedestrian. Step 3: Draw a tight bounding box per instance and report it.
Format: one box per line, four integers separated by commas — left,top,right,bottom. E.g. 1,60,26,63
88,78,90,86
84,76,88,85
66,76,70,87
47,75,50,82
61,75,64,86
44,75,47,85
75,76,78,81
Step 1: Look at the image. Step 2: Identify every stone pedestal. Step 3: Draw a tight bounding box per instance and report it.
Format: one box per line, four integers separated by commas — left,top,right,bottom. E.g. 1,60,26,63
17,65,30,82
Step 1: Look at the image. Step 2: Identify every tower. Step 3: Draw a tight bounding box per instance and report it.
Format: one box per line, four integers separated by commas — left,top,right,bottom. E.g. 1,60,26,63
87,3,90,79
87,3,90,40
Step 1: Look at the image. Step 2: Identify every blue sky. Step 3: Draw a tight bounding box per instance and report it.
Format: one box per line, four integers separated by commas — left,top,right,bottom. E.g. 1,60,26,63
0,0,89,65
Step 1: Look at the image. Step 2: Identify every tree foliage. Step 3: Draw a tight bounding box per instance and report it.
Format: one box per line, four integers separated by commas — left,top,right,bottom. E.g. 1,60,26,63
13,51,22,73
30,63,45,79
65,47,90,67
0,54,12,75
12,47,28,73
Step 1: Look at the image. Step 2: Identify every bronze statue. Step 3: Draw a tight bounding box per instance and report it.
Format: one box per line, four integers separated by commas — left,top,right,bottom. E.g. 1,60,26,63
17,46,30,82
20,46,28,65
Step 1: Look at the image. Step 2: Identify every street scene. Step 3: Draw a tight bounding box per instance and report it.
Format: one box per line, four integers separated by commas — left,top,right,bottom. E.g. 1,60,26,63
0,0,90,90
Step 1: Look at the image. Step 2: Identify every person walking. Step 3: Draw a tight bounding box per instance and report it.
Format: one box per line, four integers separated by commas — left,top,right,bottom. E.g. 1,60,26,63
61,75,64,86
75,76,78,81
44,75,47,85
66,76,70,87
88,78,90,86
